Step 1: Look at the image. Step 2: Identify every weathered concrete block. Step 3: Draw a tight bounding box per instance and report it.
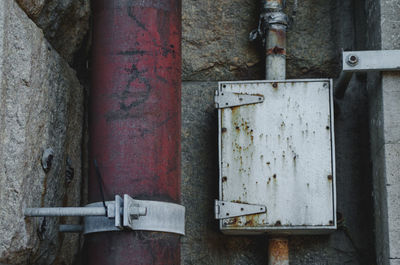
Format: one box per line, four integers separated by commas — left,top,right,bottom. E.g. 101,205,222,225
181,81,269,265
182,0,337,81
382,73,400,145
16,0,90,64
384,144,400,260
0,0,83,264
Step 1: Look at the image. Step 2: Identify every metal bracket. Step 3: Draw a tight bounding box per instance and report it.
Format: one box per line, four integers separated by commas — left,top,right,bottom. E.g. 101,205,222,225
342,50,400,72
214,91,264,109
24,194,185,235
214,200,267,219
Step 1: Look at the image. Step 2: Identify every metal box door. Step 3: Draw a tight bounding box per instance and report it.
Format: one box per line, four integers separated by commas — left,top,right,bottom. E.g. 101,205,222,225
217,79,336,235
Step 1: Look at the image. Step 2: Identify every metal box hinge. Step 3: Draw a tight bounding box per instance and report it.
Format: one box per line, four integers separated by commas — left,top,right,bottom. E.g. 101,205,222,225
214,91,264,109
214,200,267,219
24,194,185,235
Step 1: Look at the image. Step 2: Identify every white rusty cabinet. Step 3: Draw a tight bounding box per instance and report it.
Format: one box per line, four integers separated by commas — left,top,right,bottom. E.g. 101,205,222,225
215,79,336,235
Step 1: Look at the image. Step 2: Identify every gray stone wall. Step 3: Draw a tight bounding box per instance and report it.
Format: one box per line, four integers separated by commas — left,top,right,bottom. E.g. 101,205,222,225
15,0,90,64
181,0,376,264
0,0,85,264
366,0,400,264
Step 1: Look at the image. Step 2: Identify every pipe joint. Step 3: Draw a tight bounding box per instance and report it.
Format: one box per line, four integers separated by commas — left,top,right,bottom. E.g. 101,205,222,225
250,11,288,44
263,12,289,27
263,0,286,11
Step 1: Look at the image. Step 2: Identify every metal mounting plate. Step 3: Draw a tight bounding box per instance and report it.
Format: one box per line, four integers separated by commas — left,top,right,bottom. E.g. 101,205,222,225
215,200,266,219
215,90,264,109
343,50,400,72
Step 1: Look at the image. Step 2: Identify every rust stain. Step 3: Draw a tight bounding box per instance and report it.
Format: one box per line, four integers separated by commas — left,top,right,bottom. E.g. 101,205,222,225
267,46,286,55
268,238,289,262
221,127,227,133
245,218,254,226
327,174,333,181
268,27,286,47
266,0,285,7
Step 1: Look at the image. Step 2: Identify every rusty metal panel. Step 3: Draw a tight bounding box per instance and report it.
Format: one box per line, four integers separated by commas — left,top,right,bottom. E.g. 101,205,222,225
218,79,336,235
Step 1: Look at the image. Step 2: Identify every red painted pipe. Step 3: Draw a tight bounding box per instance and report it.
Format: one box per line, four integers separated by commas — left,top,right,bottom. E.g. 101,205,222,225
86,0,181,264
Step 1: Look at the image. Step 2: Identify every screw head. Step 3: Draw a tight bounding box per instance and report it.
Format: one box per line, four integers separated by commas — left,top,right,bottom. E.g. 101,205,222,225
346,54,359,66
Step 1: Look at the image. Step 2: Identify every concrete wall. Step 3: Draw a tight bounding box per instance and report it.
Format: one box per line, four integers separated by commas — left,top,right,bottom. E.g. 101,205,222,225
181,0,376,264
365,0,400,264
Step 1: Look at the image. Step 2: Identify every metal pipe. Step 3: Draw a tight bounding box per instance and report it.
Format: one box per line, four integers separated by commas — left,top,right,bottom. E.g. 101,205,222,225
261,1,290,264
266,23,287,80
24,207,106,217
263,0,288,80
268,238,289,265
88,0,181,264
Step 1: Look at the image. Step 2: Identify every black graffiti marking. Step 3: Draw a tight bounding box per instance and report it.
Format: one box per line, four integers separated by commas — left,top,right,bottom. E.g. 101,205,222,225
120,63,151,111
127,0,146,30
117,50,148,56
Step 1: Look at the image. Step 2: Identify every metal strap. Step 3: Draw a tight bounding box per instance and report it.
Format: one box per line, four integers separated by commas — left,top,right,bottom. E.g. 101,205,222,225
84,200,185,235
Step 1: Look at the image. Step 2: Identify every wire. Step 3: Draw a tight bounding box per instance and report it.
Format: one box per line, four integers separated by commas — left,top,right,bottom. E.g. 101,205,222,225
94,159,107,213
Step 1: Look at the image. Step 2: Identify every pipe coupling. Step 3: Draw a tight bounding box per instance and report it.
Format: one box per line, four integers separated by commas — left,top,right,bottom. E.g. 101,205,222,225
263,11,289,27
263,0,286,11
249,11,288,43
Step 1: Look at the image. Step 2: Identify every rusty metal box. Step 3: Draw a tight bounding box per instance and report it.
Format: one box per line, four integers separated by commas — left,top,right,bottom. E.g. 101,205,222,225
216,79,336,235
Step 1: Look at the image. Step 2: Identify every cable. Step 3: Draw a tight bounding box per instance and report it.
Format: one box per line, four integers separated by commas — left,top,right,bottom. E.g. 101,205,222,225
94,159,107,213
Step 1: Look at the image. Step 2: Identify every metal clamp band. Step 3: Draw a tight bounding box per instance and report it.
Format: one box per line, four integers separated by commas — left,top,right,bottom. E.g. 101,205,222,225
84,200,185,235
24,194,185,236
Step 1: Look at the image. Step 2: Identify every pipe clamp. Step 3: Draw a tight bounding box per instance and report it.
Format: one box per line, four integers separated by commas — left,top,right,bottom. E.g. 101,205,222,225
25,194,185,236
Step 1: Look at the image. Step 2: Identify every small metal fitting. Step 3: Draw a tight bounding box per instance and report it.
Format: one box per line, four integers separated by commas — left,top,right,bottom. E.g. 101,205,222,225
264,12,289,26
346,54,359,66
41,148,54,172
263,0,286,10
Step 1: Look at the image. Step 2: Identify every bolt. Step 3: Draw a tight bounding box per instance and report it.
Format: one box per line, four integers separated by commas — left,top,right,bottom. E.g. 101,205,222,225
346,54,359,66
41,148,54,173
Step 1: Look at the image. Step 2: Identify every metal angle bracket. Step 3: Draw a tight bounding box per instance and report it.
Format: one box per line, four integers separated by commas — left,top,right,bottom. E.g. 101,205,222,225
342,50,400,72
214,90,264,109
214,200,267,219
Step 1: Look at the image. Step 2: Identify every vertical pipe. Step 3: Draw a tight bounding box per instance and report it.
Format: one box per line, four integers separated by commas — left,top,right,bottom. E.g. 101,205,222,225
262,1,289,264
265,23,287,80
263,0,287,80
87,0,181,264
268,238,289,265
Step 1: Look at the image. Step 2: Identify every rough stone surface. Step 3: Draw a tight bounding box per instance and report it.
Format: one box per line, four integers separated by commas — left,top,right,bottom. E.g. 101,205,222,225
0,0,84,264
16,0,90,64
182,0,338,81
